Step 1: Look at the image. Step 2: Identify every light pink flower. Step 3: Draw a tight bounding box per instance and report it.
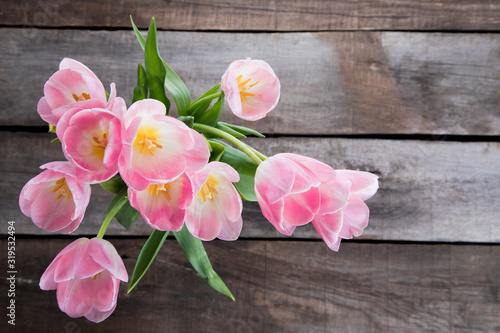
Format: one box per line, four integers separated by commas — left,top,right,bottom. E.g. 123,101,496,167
38,58,115,126
221,58,280,121
255,153,350,236
19,161,91,234
56,98,126,183
128,173,194,231
185,162,242,241
39,237,128,323
312,170,379,251
119,99,210,191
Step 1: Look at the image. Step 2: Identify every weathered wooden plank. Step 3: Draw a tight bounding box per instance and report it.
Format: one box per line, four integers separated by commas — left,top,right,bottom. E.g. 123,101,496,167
1,239,499,332
2,132,500,243
2,29,499,135
2,0,500,31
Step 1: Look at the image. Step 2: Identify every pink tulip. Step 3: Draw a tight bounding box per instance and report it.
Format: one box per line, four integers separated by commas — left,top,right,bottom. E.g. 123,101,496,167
19,161,91,234
185,162,243,241
39,238,128,323
312,170,379,251
254,153,350,236
56,98,126,183
119,99,210,191
221,58,280,121
128,173,194,231
38,58,115,126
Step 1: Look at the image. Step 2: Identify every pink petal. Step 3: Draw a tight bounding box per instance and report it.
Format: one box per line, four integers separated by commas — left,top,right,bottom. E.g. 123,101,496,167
336,170,379,201
317,176,350,215
338,196,370,239
282,187,320,226
88,238,128,282
37,97,58,126
312,212,343,251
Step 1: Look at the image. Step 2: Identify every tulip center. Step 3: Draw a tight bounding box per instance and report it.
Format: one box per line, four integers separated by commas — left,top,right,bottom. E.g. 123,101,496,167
236,75,259,102
92,272,102,280
52,178,73,201
134,127,163,155
92,132,108,150
72,92,91,102
198,175,219,202
147,183,173,200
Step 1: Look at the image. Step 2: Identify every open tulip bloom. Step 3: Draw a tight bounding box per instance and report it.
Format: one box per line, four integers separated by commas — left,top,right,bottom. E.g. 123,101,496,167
20,17,379,323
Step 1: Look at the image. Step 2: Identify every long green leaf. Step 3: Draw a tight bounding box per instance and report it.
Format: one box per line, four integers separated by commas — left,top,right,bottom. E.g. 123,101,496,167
173,225,235,300
189,83,221,118
132,63,148,103
130,16,146,51
162,59,191,116
196,91,225,127
128,229,170,293
100,176,127,194
218,141,258,201
207,139,225,162
145,18,170,111
219,122,265,138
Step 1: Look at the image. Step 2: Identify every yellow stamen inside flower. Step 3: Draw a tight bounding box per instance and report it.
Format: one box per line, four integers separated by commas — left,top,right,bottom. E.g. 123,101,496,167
236,75,259,102
134,127,163,155
92,272,102,280
198,175,219,202
52,178,73,201
72,92,91,102
147,183,172,200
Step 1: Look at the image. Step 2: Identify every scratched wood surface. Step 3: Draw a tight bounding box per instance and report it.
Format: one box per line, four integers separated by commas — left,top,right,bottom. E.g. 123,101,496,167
1,239,499,333
1,0,500,332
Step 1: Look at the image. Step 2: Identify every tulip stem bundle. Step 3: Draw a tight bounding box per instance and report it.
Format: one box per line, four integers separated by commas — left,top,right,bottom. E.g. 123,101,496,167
19,16,379,323
193,123,265,166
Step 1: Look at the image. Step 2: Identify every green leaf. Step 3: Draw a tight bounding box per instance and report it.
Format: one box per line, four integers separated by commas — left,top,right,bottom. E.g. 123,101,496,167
189,83,221,118
106,188,140,229
162,59,191,116
215,122,246,138
50,137,60,143
130,16,146,51
196,91,225,127
128,229,170,293
145,18,171,112
219,122,265,138
132,63,148,103
177,115,194,128
173,225,235,301
218,141,258,201
207,139,225,162
100,176,127,194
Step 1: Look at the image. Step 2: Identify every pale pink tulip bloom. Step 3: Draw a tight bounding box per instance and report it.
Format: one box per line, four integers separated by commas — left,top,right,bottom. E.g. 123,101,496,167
39,238,128,323
19,162,91,234
221,58,280,121
38,58,115,126
185,162,242,241
255,153,350,236
56,98,126,183
119,99,209,191
312,170,379,251
128,173,194,231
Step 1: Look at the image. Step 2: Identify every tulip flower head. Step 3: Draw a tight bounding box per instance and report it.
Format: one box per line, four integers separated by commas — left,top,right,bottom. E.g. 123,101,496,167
39,238,128,323
185,162,243,241
119,99,210,191
255,154,378,251
128,172,194,231
37,58,113,126
56,99,126,183
221,58,280,121
19,161,91,234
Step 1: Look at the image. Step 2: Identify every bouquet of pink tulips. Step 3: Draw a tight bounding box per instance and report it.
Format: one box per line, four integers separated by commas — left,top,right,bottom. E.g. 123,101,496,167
19,17,379,323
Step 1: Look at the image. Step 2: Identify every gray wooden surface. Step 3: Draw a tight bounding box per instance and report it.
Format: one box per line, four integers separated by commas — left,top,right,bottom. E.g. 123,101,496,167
0,1,499,332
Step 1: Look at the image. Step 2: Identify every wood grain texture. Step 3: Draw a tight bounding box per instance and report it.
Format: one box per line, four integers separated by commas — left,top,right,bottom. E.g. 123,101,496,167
1,238,499,332
3,132,500,243
2,0,500,31
2,29,499,134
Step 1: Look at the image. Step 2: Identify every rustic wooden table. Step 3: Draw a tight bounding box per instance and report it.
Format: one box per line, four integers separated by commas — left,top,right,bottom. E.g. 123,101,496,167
1,1,499,332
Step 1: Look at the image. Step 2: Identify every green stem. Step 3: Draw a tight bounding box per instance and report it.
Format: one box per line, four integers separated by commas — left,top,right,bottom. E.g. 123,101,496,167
193,123,263,166
245,143,267,161
96,195,129,239
189,92,221,112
